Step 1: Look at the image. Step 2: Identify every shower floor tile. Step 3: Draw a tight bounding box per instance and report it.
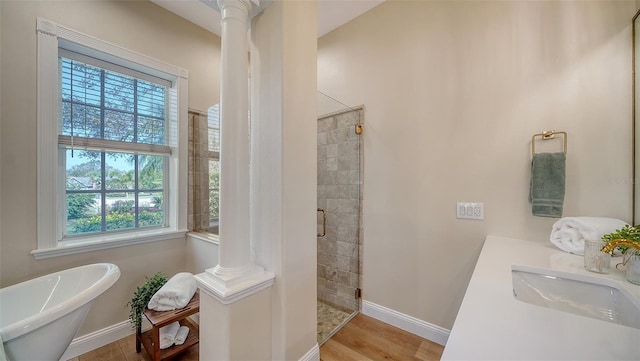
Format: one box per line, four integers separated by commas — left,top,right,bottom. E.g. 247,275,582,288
317,300,353,344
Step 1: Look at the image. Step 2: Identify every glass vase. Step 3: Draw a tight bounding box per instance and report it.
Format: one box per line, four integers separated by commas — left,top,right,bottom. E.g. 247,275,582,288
583,239,610,274
625,251,640,285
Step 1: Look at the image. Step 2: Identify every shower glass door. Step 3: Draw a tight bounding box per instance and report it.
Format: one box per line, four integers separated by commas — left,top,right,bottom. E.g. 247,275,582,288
316,91,362,344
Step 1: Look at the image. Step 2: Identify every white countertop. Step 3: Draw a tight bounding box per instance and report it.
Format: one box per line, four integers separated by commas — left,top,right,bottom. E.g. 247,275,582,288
442,235,640,361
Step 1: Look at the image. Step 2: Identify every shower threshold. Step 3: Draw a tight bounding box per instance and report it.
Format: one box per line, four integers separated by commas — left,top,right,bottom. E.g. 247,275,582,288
317,300,359,345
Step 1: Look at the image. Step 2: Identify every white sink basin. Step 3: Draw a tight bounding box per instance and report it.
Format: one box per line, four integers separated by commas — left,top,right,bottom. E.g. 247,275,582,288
511,265,640,329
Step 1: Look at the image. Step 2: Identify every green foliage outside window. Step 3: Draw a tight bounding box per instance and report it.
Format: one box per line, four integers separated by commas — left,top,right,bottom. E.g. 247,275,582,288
67,193,96,219
69,215,102,233
139,212,163,227
110,200,134,214
69,210,163,233
151,196,162,209
71,213,134,233
209,162,220,222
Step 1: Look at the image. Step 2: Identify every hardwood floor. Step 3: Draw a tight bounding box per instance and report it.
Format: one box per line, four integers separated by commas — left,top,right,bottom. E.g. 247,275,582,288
319,314,444,361
73,314,443,361
68,333,198,361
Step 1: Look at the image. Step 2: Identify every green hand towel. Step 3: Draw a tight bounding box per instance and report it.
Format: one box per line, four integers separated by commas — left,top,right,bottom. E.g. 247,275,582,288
529,152,566,218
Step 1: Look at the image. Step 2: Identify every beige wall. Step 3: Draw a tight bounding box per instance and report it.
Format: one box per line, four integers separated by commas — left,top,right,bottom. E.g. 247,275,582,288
251,1,318,358
185,236,219,274
0,0,220,336
318,0,635,330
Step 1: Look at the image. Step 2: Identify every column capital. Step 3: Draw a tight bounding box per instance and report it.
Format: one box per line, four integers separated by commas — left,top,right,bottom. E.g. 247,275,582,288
217,0,252,19
202,0,271,20
217,0,253,11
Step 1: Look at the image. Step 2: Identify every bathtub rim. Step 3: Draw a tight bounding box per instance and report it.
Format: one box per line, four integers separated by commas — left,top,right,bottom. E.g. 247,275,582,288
0,263,120,342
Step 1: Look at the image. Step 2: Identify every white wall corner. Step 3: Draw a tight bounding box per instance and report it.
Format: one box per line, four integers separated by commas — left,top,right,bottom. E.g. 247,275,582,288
362,300,450,346
298,343,320,361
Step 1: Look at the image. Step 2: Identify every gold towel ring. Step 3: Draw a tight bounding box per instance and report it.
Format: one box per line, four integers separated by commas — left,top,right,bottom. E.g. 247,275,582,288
531,130,567,157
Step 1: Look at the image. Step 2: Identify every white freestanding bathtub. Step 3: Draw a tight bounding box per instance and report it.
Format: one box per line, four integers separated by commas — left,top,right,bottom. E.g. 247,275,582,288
0,263,120,360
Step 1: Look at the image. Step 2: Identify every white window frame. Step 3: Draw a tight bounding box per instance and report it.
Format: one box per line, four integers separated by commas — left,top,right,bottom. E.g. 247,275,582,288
33,18,188,259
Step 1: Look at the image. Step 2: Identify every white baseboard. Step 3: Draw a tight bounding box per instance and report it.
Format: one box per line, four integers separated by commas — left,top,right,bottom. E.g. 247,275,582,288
60,316,164,360
362,300,450,346
60,320,137,360
298,343,320,361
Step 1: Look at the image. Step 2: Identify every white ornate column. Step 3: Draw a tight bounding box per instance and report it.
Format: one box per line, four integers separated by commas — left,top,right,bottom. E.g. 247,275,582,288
215,0,252,276
196,0,274,302
195,1,274,359
196,0,317,359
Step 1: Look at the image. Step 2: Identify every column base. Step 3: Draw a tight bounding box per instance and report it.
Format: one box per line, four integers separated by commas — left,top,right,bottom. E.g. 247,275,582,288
198,285,273,360
195,263,275,305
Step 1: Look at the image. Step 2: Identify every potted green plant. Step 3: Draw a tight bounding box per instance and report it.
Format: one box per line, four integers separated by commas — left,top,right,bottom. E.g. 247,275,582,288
127,272,167,329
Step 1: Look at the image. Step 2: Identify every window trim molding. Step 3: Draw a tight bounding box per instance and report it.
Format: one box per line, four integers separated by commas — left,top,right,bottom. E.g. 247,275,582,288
36,18,189,257
186,231,220,246
32,230,188,260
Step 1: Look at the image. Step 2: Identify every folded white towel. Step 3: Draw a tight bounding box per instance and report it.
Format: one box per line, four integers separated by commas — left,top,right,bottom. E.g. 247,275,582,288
174,325,190,346
148,272,197,311
550,217,627,255
159,321,180,350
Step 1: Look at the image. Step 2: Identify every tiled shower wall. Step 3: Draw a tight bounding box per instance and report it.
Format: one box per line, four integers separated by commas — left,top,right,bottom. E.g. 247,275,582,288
317,108,363,313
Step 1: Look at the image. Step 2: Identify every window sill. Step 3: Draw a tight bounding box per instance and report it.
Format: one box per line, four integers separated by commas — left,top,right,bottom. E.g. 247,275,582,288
186,231,219,245
31,228,188,260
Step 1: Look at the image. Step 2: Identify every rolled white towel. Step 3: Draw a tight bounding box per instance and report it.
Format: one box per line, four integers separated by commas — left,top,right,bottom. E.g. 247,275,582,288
148,272,197,311
174,325,190,346
550,217,627,255
159,321,180,350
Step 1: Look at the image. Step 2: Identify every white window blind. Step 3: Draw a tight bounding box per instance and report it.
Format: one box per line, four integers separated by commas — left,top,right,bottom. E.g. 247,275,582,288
59,54,170,150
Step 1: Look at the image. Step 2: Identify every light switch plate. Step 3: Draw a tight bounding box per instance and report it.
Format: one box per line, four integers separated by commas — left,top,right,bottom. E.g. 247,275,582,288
456,202,484,220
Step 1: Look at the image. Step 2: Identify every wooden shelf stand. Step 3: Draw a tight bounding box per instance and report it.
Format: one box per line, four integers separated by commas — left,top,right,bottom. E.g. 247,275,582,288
136,292,200,361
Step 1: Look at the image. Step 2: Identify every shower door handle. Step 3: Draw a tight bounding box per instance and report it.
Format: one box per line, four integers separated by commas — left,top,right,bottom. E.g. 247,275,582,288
317,208,326,237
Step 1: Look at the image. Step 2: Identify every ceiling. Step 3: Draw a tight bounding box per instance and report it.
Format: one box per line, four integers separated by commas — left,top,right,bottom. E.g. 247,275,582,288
150,0,385,38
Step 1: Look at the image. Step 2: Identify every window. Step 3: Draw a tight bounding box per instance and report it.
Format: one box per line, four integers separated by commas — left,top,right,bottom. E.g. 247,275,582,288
34,18,188,259
207,105,220,232
60,55,169,237
188,105,219,236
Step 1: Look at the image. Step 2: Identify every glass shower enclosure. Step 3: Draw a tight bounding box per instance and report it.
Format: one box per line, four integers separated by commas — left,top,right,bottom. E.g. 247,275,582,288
316,91,362,344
